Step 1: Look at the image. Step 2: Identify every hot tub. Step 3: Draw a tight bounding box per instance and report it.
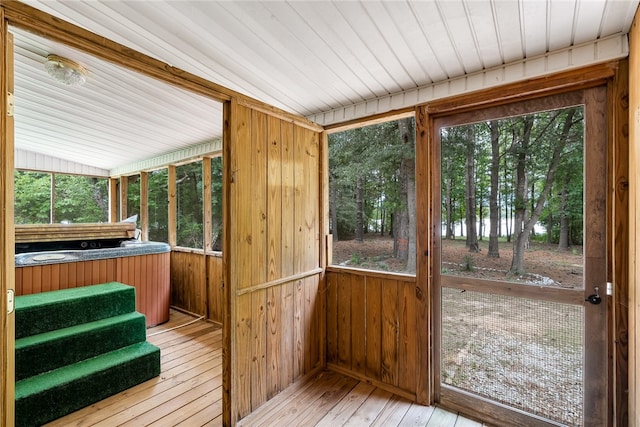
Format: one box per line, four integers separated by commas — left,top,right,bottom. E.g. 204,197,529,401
15,240,171,327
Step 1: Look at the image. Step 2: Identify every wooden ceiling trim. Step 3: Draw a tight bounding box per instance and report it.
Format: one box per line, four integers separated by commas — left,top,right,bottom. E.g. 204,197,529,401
0,0,322,132
424,60,618,116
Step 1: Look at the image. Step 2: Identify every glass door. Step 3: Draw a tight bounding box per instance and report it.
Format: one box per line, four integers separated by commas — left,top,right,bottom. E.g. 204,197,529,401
433,87,608,426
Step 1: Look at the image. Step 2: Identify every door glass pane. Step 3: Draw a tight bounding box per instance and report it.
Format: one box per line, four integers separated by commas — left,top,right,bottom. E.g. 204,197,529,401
440,107,584,289
440,106,585,426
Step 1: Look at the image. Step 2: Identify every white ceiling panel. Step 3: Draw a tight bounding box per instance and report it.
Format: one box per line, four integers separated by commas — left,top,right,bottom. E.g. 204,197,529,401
8,0,639,174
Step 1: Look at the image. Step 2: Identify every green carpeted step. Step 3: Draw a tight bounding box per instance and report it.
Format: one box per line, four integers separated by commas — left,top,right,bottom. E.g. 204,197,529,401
15,341,161,427
15,282,136,339
15,311,147,381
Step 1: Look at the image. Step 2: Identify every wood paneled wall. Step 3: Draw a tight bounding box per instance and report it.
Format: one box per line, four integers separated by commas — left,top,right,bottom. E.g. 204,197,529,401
225,99,324,424
15,252,170,327
169,251,225,324
170,251,206,316
207,254,224,324
326,269,418,400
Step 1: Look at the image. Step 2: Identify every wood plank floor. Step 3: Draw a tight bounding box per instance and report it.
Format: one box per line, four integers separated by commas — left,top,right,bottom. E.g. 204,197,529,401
45,309,223,426
44,310,483,427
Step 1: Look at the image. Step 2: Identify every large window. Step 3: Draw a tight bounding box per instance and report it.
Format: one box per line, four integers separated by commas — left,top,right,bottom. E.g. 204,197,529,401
15,171,108,224
329,117,416,273
176,160,204,249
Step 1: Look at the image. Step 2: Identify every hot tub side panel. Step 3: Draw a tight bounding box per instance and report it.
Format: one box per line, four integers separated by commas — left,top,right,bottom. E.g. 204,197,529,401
15,252,170,327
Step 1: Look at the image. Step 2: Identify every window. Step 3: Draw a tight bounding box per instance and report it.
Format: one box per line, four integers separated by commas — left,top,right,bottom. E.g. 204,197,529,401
329,117,416,273
125,174,140,222
14,170,51,224
15,171,109,224
148,168,168,243
176,160,204,249
210,157,223,251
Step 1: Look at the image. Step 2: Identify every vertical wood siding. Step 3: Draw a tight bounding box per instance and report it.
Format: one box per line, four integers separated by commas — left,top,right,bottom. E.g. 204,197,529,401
15,252,170,327
170,251,206,316
326,269,418,401
228,100,324,423
169,251,225,325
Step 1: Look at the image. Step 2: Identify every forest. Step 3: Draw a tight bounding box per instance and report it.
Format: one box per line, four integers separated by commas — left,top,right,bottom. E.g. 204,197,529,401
330,105,584,280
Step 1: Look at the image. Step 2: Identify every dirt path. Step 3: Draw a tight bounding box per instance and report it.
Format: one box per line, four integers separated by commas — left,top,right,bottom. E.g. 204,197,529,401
333,235,583,288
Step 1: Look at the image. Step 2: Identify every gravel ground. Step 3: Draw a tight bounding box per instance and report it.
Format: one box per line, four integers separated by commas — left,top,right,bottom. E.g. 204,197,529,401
441,288,583,426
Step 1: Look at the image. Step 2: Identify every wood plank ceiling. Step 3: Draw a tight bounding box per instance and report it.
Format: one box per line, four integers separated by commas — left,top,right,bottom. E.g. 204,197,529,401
9,0,639,174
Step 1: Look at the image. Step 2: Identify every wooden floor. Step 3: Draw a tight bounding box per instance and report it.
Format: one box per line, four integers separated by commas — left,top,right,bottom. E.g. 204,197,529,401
45,310,482,427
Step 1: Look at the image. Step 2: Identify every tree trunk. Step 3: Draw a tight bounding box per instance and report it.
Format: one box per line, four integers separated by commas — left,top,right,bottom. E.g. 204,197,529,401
488,121,500,258
464,126,479,253
510,116,533,275
329,174,339,241
395,118,416,273
355,175,364,242
444,158,454,240
558,176,570,250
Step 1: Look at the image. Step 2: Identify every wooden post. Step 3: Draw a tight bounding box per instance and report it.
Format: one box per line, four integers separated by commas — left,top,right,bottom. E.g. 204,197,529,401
119,176,128,222
628,10,640,426
108,178,118,222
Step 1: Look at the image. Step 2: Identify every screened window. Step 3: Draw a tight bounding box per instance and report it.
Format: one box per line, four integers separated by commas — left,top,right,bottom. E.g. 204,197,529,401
54,174,109,223
176,161,204,249
148,168,169,243
329,117,416,273
14,170,51,224
15,171,108,224
125,174,140,223
210,157,223,251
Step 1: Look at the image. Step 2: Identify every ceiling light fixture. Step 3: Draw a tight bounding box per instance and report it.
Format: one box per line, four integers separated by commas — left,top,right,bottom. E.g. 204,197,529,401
44,54,88,86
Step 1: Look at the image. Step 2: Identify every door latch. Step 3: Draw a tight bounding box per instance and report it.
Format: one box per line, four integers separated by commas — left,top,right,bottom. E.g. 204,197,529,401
585,286,602,305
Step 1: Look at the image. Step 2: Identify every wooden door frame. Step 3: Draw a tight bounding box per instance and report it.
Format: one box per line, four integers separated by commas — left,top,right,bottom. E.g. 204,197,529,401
415,62,628,425
1,10,15,425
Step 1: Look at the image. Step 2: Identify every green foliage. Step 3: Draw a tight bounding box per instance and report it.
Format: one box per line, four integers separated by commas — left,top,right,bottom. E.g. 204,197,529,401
210,157,223,251
148,168,169,242
441,106,584,247
54,175,109,223
15,171,108,224
176,161,204,248
329,119,414,238
14,171,51,224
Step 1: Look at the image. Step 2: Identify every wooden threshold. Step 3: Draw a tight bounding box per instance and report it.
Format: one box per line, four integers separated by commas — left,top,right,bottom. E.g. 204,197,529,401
43,310,481,427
